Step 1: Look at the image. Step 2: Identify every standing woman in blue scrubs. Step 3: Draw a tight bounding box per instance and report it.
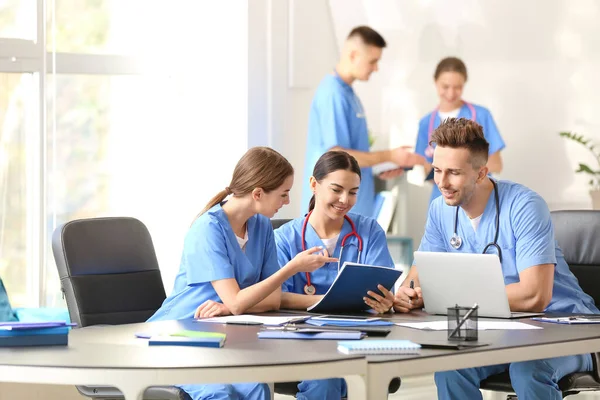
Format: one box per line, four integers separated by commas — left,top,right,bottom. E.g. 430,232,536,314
275,150,396,400
148,147,335,400
415,57,506,204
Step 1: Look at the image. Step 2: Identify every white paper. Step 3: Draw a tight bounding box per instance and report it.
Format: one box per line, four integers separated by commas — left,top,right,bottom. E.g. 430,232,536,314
372,161,399,175
406,165,426,187
395,320,542,330
199,315,309,326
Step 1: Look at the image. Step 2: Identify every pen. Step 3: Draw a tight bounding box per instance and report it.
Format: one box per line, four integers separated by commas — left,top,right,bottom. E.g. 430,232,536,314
408,280,415,306
225,321,263,326
448,303,479,340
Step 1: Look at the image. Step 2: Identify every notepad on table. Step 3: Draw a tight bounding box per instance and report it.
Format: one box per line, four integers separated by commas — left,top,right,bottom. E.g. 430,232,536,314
337,339,421,355
149,335,225,348
140,330,226,347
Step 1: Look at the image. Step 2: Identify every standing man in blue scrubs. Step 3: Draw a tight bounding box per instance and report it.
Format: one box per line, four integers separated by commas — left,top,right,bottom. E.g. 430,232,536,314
393,118,598,400
303,26,425,217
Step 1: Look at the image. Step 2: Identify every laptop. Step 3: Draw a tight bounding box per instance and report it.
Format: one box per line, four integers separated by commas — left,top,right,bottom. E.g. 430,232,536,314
414,251,543,319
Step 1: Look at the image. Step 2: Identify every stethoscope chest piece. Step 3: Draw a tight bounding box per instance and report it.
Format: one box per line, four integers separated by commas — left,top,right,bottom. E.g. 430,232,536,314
450,234,462,250
304,284,316,296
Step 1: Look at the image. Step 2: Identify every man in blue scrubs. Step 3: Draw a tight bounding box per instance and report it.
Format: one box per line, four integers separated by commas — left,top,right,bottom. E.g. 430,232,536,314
393,118,598,400
302,26,424,217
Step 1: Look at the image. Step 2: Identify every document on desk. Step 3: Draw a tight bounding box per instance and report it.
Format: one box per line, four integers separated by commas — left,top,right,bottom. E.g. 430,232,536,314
532,316,600,325
199,315,310,326
396,320,543,330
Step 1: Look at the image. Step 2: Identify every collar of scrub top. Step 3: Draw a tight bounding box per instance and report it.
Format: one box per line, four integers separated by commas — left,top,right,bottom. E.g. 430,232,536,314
425,101,477,158
332,69,365,118
301,210,363,295
449,178,503,262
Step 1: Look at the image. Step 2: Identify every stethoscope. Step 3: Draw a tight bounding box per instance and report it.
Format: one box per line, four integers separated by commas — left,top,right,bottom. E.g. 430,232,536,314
425,101,476,158
301,210,363,295
449,179,503,262
332,70,365,119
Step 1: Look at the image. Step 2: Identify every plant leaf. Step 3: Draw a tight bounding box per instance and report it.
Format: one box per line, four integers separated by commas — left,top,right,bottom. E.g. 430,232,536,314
575,163,596,175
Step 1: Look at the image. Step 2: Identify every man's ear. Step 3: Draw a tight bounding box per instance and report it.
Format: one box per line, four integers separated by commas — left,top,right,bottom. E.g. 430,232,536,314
309,176,317,193
252,187,263,201
477,166,489,183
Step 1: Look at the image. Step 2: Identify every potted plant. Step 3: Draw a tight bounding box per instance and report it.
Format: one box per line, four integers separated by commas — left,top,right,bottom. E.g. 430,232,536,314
559,131,600,209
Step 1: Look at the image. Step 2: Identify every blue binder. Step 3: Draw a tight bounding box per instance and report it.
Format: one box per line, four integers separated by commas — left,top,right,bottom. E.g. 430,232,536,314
307,262,402,313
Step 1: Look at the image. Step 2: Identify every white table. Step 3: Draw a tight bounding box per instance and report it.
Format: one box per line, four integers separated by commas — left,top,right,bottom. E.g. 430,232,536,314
0,319,368,400
364,314,600,399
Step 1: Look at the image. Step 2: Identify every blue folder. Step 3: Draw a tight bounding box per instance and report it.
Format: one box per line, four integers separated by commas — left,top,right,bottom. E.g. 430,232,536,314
307,262,402,313
258,330,364,340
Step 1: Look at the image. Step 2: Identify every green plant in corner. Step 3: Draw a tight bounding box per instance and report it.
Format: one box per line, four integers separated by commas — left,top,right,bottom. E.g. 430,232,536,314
368,129,376,148
559,131,600,189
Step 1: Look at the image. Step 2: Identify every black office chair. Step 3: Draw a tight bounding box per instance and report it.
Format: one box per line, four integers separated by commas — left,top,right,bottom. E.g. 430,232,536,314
269,218,402,397
480,210,600,399
52,217,191,400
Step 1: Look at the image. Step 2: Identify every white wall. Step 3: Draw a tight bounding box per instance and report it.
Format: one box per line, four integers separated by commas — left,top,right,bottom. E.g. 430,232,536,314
107,2,250,292
263,0,600,245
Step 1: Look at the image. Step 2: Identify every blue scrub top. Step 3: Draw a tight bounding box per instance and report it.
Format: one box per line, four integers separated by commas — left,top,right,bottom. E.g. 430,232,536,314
302,74,375,217
416,103,506,204
274,213,395,294
148,204,280,321
417,180,598,314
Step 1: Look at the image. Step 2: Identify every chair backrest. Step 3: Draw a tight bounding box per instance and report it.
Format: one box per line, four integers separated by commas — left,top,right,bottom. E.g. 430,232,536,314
271,218,292,230
551,210,600,307
52,217,167,327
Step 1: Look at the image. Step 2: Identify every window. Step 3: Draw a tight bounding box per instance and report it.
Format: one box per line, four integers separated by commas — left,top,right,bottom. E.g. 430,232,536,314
1,0,250,308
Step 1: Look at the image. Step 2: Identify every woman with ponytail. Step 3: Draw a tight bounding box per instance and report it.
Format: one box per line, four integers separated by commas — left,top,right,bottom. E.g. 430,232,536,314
148,147,334,400
274,150,397,400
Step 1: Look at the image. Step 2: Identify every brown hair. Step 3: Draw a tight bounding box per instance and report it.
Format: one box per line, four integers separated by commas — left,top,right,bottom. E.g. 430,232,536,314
197,147,294,218
308,151,361,212
430,118,489,168
347,26,387,48
434,57,468,81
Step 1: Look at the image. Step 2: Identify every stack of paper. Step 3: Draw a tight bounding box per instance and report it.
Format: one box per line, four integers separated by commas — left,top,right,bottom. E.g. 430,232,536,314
0,321,74,347
200,315,310,326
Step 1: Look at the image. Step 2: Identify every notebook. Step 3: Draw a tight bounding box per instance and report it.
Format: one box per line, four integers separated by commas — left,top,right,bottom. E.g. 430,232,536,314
337,340,421,355
149,335,225,348
307,262,402,313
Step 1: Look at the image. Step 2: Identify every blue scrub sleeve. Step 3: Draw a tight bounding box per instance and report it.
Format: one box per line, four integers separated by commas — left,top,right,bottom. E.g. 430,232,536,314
415,117,430,158
274,229,295,292
363,222,395,268
185,220,236,285
482,110,506,155
415,202,448,257
319,92,353,151
261,224,281,281
513,193,557,272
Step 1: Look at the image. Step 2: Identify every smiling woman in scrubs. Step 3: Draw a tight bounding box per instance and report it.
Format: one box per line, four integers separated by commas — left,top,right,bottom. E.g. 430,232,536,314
395,119,597,400
415,57,506,204
148,147,335,400
275,150,396,400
